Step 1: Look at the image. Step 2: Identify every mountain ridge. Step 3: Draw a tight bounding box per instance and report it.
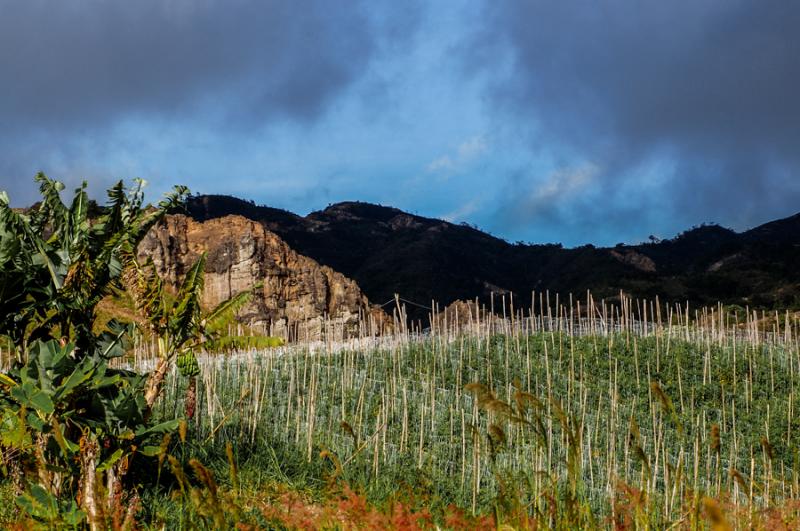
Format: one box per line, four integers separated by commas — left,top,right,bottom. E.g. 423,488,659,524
183,194,800,315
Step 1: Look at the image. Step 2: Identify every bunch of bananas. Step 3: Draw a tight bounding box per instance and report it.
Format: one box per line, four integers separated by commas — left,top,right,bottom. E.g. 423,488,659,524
176,350,200,378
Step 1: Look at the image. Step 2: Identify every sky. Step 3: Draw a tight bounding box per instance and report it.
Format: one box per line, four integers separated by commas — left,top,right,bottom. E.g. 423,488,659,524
1,0,798,247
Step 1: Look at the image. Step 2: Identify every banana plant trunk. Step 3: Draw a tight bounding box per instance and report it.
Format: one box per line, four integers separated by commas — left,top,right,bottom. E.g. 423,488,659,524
144,357,170,410
79,436,104,531
185,375,197,419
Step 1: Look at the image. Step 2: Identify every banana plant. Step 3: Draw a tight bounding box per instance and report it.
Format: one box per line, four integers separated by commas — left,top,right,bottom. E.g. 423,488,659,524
130,254,261,416
0,173,187,355
0,175,188,529
0,332,178,527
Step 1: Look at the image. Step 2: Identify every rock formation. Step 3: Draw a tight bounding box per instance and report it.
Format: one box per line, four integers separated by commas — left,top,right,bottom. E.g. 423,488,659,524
609,249,657,272
138,214,387,339
430,299,504,334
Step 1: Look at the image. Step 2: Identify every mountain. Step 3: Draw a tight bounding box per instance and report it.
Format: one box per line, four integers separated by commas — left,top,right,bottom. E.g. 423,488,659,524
183,195,800,315
138,213,389,339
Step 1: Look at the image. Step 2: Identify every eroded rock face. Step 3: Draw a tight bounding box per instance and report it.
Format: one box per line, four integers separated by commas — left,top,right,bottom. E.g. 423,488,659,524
430,299,504,334
609,249,657,273
138,214,387,339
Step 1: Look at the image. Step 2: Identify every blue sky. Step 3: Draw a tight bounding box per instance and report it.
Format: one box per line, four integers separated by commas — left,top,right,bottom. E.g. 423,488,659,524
1,1,798,246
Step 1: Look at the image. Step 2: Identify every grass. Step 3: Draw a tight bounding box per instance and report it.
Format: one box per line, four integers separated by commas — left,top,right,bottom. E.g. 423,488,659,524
5,295,800,528
121,297,800,528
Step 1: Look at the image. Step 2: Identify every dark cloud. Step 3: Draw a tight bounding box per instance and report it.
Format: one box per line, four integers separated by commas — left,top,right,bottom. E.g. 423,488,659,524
3,0,797,246
0,0,417,204
0,1,377,129
478,0,800,242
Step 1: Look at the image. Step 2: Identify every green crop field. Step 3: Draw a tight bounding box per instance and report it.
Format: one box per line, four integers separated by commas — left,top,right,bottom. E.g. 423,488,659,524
111,301,800,529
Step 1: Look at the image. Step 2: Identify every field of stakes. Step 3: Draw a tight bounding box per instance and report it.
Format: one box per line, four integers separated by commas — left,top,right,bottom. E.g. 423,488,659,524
119,295,800,528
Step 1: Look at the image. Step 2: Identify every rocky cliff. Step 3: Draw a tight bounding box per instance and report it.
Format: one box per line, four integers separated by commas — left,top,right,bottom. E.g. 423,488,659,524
137,214,387,339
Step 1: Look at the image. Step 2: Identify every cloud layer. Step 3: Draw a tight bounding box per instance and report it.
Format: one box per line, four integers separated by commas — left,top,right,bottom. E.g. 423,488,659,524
1,0,798,246
0,0,406,202
478,0,800,241
0,1,378,128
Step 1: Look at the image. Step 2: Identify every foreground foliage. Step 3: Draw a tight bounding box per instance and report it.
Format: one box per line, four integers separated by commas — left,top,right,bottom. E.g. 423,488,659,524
0,175,194,528
0,175,284,529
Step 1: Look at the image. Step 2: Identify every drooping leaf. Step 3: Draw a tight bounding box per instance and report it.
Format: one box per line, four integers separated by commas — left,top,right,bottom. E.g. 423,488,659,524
171,254,206,347
28,391,55,416
96,448,125,473
203,282,260,333
136,419,181,439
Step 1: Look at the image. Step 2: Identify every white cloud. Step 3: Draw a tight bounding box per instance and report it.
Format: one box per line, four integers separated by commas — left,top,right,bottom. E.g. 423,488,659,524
427,155,455,172
457,136,487,159
442,198,480,222
531,164,598,203
426,135,488,174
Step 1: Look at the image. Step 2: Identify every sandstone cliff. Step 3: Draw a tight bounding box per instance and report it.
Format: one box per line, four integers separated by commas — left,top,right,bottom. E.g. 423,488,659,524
138,214,387,339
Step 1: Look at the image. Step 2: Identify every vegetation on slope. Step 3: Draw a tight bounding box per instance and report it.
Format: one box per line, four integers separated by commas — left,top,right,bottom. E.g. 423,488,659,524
185,194,800,317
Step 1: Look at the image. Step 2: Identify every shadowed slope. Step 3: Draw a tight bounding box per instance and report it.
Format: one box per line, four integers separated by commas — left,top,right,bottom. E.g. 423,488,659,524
185,195,800,314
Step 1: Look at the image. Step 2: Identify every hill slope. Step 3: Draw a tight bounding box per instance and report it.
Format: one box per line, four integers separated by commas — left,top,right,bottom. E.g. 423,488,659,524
185,195,800,314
